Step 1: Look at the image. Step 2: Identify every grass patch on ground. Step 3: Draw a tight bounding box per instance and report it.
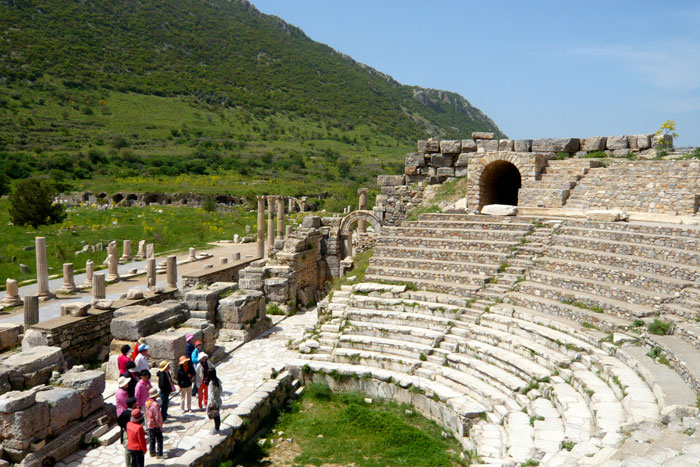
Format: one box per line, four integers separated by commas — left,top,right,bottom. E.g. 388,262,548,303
0,198,258,285
224,383,465,467
405,177,468,221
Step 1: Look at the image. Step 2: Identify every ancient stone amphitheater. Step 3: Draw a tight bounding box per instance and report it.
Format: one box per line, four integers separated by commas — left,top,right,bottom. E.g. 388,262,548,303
289,135,700,466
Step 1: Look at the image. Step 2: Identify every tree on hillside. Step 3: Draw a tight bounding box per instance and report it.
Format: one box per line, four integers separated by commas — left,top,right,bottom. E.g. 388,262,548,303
9,178,66,227
0,172,9,196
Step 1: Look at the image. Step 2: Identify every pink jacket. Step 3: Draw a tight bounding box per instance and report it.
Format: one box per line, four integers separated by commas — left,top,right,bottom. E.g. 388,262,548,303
115,388,129,417
145,397,163,429
134,379,152,408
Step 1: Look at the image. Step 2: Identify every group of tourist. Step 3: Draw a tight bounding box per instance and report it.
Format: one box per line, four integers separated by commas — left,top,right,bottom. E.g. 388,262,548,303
115,334,223,465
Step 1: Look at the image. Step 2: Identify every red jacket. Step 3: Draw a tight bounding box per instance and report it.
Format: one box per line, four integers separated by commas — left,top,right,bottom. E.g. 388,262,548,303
126,421,147,452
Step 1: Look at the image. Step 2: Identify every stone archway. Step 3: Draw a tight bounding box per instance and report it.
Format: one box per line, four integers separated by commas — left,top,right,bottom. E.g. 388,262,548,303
478,160,522,208
339,210,381,258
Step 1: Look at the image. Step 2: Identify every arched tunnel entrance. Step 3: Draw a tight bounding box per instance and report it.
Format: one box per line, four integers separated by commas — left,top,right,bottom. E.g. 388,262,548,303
479,160,522,208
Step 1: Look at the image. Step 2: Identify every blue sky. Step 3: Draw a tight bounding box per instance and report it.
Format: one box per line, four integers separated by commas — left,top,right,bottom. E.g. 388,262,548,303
251,1,700,146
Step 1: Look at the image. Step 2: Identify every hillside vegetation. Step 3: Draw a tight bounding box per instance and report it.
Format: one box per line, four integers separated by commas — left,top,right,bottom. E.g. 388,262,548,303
0,0,503,203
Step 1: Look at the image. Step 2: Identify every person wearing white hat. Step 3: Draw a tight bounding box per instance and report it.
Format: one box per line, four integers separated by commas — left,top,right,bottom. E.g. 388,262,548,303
195,352,214,410
116,375,131,417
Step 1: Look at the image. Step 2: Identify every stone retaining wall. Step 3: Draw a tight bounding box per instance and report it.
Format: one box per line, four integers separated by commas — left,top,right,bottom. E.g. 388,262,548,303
182,258,258,288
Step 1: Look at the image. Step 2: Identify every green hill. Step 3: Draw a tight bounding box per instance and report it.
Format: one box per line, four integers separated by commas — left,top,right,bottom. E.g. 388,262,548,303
0,0,504,205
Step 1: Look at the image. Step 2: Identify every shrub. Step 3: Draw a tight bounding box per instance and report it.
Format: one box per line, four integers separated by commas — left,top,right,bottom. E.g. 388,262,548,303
9,177,66,227
648,319,672,335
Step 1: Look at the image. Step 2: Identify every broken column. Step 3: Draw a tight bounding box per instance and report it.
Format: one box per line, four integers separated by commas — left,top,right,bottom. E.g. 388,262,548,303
257,196,265,258
146,243,154,259
301,197,307,212
276,195,285,240
166,255,177,289
120,239,132,261
344,234,353,259
83,259,94,286
35,236,53,299
2,279,21,306
106,251,120,282
146,258,156,288
23,295,39,331
267,195,275,254
358,188,369,233
135,240,146,260
93,273,106,299
188,247,196,261
59,263,78,293
285,225,292,239
288,198,294,212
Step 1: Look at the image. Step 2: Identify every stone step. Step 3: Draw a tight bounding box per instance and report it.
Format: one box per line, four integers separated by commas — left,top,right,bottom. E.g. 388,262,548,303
374,245,509,264
521,179,576,190
471,422,507,460
332,347,421,374
504,411,535,462
403,219,532,231
365,265,488,286
375,235,516,253
517,277,657,319
560,225,700,251
363,273,481,295
370,256,500,275
346,320,443,346
385,226,530,241
343,307,455,331
418,213,533,225
550,382,594,443
337,334,433,360
444,352,528,393
571,366,626,435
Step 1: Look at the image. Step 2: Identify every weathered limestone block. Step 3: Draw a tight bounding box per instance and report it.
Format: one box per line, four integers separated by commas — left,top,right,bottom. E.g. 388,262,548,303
477,139,499,153
301,216,321,229
498,139,514,151
439,140,461,154
635,134,652,149
405,153,426,167
417,140,428,154
63,302,90,317
461,140,477,153
436,167,455,177
429,155,454,167
0,398,50,451
481,204,518,216
455,167,468,177
585,210,629,222
145,331,186,370
264,278,289,302
59,368,105,418
377,175,405,186
652,134,673,147
606,135,628,150
581,136,607,152
184,282,237,321
35,387,82,435
612,149,630,157
425,138,440,153
0,390,36,413
181,319,216,353
514,139,532,152
0,324,23,352
531,138,580,153
4,346,64,390
110,301,188,341
126,289,144,300
20,329,48,351
455,153,470,167
217,290,265,330
472,132,494,140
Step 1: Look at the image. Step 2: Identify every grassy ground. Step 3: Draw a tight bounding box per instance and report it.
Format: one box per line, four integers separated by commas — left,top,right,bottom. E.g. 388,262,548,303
0,197,284,287
224,383,466,467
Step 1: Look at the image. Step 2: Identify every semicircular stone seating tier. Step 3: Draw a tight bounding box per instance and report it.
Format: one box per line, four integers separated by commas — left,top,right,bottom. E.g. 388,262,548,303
291,213,700,466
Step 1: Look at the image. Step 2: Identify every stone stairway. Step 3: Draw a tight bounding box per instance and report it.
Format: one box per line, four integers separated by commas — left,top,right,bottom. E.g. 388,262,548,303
519,159,600,208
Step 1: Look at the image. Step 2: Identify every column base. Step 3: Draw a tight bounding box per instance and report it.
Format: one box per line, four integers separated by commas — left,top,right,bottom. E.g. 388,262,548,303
1,296,22,307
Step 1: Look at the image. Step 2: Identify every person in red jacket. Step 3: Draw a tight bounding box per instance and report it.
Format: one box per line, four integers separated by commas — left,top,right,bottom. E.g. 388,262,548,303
127,408,147,467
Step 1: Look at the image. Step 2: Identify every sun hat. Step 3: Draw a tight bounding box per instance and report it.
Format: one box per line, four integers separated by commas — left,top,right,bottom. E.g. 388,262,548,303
138,344,149,352
199,352,208,360
179,356,190,365
185,334,194,342
130,408,144,423
149,387,159,398
159,361,170,371
118,376,130,388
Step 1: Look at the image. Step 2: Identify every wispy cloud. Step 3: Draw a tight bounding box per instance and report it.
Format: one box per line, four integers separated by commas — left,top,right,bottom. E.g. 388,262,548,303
575,41,700,92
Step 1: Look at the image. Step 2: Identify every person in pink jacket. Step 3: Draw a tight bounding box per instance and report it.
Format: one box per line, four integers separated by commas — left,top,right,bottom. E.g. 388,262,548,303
145,387,164,458
115,376,131,417
134,369,152,411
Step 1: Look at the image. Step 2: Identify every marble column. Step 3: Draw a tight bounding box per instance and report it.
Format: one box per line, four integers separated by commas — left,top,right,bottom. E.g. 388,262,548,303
188,247,196,261
120,240,132,261
300,197,307,212
35,237,53,299
59,263,78,293
358,188,369,233
166,255,177,289
92,273,106,299
135,240,147,260
107,253,120,282
288,198,294,212
2,279,21,306
83,260,94,286
266,195,275,254
276,196,285,240
146,243,154,259
343,234,353,259
23,295,39,331
146,258,156,288
256,196,265,258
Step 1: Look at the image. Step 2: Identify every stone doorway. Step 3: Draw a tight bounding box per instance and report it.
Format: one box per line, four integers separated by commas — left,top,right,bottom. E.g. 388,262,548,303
479,160,522,208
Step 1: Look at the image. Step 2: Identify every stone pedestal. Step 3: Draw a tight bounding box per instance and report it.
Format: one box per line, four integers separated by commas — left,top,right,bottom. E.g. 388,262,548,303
135,240,147,260
106,253,120,282
188,247,196,261
146,258,156,288
120,240,132,261
146,243,154,259
2,279,21,306
166,255,177,289
83,260,94,286
233,252,241,261
219,257,228,265
93,273,106,299
358,188,369,233
23,295,39,330
267,195,275,255
276,196,285,240
256,196,265,258
35,237,54,299
59,263,78,293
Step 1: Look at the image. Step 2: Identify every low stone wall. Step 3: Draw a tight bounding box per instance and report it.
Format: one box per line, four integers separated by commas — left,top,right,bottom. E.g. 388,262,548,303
182,258,259,288
374,181,424,227
0,346,64,395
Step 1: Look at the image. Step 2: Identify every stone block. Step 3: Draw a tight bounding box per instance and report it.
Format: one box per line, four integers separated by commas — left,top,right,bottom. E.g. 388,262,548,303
606,135,628,150
64,302,90,317
0,390,36,413
580,136,607,152
531,138,580,153
514,140,532,152
0,400,49,449
35,387,81,434
59,369,105,404
301,216,321,229
416,140,428,154
439,140,461,154
455,167,468,177
4,346,63,377
184,283,237,321
377,175,405,186
110,301,187,341
217,290,265,329
586,210,629,222
264,278,289,302
612,149,630,158
126,289,144,300
477,140,499,152
80,394,104,418
472,132,494,140
425,138,440,153
405,153,426,167
20,329,48,351
455,153,470,167
145,332,185,363
436,167,455,177
0,324,22,352
636,134,652,149
429,155,454,167
498,139,514,151
461,140,477,153
481,204,518,216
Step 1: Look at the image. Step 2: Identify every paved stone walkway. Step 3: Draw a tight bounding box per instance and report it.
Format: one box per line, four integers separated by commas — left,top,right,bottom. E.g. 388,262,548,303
57,310,316,466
